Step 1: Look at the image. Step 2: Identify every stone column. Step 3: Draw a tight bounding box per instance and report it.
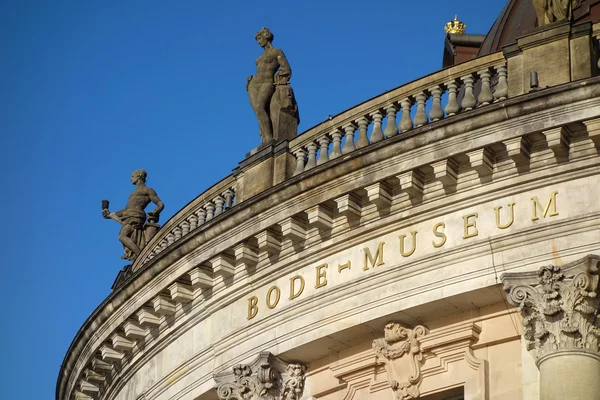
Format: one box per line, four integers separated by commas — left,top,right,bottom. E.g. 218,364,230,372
502,255,600,400
214,352,307,400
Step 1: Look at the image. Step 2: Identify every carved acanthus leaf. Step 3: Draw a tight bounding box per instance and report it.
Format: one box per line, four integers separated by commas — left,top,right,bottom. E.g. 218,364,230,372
504,255,600,362
215,352,307,400
373,324,428,400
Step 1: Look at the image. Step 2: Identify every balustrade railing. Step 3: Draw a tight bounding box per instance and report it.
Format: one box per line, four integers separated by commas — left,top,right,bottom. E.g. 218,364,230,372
133,53,508,270
135,176,237,267
289,52,507,176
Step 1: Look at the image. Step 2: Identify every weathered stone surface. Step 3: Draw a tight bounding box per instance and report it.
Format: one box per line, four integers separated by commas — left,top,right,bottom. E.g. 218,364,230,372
247,28,299,146
373,324,428,400
214,352,306,400
503,255,600,363
102,170,164,262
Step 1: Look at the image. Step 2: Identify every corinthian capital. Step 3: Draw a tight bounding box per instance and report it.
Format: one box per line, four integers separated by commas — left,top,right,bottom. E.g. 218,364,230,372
214,352,307,400
502,255,600,363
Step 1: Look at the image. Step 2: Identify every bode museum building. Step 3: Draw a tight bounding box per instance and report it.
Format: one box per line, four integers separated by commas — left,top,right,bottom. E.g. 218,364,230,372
58,2,600,400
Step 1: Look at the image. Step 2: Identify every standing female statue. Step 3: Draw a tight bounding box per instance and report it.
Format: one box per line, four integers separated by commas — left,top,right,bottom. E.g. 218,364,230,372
247,27,299,146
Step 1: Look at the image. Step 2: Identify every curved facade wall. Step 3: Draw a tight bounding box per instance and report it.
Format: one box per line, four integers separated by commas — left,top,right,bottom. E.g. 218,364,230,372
59,20,600,400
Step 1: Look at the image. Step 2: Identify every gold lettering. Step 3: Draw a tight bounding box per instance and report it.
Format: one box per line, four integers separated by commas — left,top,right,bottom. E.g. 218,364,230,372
463,212,479,239
494,202,515,229
432,222,446,248
289,275,305,300
399,231,418,257
266,286,281,309
315,264,328,288
247,296,259,319
338,261,351,273
531,191,559,221
363,242,385,270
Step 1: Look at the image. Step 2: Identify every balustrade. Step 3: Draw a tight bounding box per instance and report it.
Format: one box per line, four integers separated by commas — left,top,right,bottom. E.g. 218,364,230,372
138,183,237,264
289,56,508,176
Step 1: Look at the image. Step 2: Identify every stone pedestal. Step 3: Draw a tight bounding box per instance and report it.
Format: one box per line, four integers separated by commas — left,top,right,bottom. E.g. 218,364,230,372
503,21,594,98
234,141,295,203
502,255,600,400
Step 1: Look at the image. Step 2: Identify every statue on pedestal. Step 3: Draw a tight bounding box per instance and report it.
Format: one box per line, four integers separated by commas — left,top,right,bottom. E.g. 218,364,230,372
102,170,164,262
532,0,580,26
247,27,299,146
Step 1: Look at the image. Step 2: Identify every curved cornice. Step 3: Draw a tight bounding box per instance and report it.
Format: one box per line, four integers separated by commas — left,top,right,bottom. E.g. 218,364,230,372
57,77,600,400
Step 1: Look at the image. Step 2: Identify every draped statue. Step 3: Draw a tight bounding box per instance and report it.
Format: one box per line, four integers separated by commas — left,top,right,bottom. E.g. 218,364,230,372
532,0,581,26
247,28,299,146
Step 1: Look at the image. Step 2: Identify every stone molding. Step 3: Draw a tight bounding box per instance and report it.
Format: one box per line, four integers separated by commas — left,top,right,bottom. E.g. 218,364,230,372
320,321,487,400
503,254,600,363
214,352,307,400
373,324,428,400
57,81,600,400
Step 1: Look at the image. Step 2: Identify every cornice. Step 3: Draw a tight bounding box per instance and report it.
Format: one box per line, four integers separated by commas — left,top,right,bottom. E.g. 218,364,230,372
58,77,600,400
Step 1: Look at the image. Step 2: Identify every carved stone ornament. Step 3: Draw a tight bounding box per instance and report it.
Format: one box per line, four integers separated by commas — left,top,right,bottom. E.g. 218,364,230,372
372,324,428,400
503,254,600,363
214,352,307,400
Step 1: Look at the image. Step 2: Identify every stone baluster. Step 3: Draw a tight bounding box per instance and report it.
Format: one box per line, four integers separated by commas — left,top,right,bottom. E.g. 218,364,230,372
355,117,370,148
444,80,460,116
159,238,168,250
292,148,306,176
383,105,399,138
494,65,508,101
316,136,331,165
204,202,215,221
215,196,225,216
329,129,343,159
342,123,357,154
460,74,476,111
413,92,429,127
196,208,207,225
477,68,494,106
166,233,175,245
428,86,444,122
369,111,384,143
223,189,235,209
173,227,182,241
305,142,318,170
188,214,198,231
399,98,413,132
181,220,190,236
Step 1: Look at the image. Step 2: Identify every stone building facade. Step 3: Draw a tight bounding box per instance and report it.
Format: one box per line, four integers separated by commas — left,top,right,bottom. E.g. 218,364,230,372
58,3,600,400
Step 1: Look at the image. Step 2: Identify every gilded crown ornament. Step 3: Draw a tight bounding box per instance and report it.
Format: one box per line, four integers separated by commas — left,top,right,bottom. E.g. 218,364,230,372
445,15,466,34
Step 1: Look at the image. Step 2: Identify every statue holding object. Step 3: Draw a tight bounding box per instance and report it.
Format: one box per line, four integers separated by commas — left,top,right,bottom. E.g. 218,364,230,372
102,169,164,262
247,27,300,146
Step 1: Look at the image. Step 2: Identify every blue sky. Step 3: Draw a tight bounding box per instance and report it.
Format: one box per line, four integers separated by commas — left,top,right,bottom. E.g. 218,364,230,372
0,1,505,398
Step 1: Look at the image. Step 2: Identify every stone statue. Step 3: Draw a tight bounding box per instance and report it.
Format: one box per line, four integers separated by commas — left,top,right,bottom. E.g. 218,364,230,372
102,170,164,262
532,0,580,26
247,27,299,146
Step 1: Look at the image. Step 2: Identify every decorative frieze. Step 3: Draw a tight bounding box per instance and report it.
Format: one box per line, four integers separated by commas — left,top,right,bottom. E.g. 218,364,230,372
373,323,428,400
215,352,307,400
503,255,600,363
